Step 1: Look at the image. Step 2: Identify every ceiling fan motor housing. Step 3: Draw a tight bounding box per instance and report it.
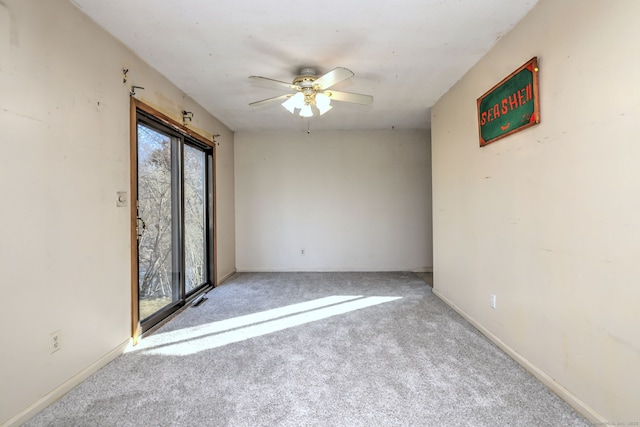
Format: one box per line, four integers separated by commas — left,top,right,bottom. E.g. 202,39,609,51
293,67,319,88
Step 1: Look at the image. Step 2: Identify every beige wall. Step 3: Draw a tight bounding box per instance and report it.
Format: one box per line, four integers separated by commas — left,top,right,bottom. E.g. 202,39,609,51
0,1,234,424
431,0,640,422
235,130,432,272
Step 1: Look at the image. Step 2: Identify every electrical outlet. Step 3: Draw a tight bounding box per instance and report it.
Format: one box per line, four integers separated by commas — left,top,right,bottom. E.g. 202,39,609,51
50,330,61,354
490,294,497,309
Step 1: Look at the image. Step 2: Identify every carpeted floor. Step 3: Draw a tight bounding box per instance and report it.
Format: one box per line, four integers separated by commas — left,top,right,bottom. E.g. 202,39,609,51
25,272,589,426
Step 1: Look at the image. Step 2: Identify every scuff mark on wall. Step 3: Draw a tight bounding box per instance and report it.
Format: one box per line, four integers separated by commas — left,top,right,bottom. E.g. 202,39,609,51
1,107,45,124
605,331,640,357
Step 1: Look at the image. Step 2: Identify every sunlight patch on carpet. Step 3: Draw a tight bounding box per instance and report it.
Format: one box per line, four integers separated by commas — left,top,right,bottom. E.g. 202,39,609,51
129,295,402,356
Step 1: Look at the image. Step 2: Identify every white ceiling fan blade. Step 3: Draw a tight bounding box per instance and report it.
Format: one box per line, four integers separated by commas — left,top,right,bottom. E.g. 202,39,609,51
313,67,354,89
325,90,373,105
249,76,299,90
249,94,291,106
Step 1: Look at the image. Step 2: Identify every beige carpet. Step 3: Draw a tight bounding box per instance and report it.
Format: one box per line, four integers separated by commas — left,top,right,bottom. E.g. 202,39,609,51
26,272,588,426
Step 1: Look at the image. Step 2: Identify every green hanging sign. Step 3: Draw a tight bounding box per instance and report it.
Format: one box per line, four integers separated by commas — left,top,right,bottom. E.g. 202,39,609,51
477,57,540,147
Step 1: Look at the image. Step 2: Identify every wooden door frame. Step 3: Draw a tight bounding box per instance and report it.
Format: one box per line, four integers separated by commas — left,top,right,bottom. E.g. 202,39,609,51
129,98,217,344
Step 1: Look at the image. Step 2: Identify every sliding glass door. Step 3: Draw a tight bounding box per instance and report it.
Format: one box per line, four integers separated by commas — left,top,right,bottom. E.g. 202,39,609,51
137,123,178,321
135,110,214,333
183,145,207,293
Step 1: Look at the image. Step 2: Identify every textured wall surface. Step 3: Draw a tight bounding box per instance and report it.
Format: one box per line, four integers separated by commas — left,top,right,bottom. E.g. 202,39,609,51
431,0,640,422
0,1,235,424
235,129,432,272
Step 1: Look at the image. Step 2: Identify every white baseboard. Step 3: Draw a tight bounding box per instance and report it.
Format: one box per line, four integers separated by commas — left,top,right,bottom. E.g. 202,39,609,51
2,339,130,427
216,269,237,285
432,289,606,425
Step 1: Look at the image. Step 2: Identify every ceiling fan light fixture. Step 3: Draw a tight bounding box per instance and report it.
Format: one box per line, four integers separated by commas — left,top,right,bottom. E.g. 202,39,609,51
317,104,332,115
251,67,372,118
282,92,304,113
315,93,332,115
299,103,313,118
282,101,296,114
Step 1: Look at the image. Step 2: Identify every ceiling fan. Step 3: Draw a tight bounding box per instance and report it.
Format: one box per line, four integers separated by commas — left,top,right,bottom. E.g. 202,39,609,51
249,67,373,118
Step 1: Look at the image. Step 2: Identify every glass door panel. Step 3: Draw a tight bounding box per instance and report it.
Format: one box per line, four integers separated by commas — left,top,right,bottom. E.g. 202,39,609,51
184,144,206,293
137,123,178,320
133,105,214,336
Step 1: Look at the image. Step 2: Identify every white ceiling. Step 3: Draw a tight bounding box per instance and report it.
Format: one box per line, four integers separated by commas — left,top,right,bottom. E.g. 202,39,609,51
70,0,539,132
